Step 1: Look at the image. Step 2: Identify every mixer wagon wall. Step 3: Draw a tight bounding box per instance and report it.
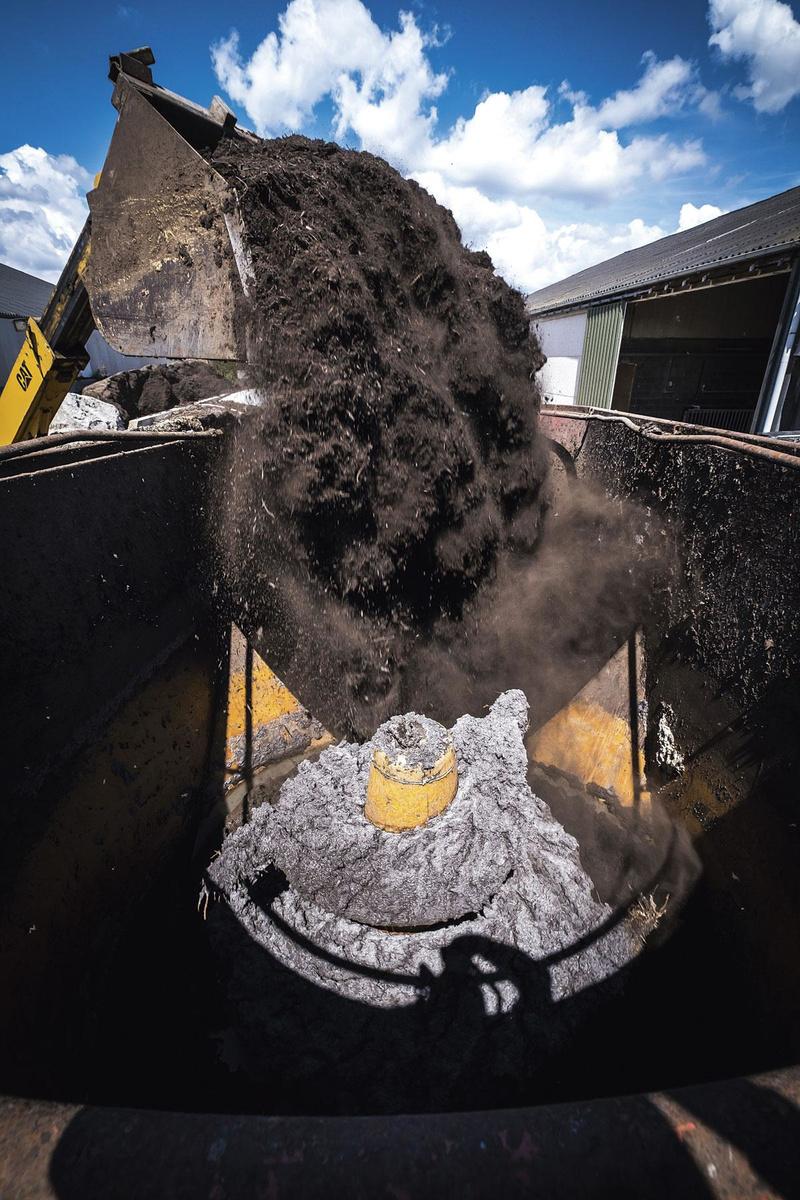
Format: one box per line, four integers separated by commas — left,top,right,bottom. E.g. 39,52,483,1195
0,409,799,1196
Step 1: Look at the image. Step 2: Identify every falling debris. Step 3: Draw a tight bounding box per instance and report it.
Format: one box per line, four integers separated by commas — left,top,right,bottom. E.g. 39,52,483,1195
212,133,549,736
652,701,685,778
629,893,671,945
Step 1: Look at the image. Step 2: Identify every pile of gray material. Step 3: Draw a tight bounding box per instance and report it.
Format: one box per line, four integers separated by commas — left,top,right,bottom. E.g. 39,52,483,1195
82,359,234,421
206,691,641,1114
49,392,126,433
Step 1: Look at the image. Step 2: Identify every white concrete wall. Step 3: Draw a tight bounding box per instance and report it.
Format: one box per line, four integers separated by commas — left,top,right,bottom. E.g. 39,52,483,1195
532,311,587,405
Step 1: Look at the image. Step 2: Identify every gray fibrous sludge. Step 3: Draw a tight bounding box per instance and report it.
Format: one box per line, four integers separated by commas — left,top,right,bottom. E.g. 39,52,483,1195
206,691,642,1114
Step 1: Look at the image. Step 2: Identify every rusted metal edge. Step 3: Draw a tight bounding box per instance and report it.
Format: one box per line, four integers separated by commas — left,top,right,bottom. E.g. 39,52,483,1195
2,1066,799,1198
0,427,220,464
0,437,222,485
542,402,800,452
541,405,800,468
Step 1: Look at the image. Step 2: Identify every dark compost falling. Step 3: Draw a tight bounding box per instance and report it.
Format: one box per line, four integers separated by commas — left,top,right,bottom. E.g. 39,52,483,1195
212,133,556,737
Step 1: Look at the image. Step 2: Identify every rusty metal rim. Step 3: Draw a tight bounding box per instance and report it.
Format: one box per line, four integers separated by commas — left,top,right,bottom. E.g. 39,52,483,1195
0,428,221,464
0,438,220,485
2,1065,799,1198
542,405,800,468
542,402,800,451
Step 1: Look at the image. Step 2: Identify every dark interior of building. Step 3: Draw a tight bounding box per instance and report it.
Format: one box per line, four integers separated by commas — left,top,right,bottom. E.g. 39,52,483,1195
613,272,790,430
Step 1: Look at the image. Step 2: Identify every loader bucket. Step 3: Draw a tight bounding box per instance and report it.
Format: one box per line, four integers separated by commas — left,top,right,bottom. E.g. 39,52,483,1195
84,71,253,361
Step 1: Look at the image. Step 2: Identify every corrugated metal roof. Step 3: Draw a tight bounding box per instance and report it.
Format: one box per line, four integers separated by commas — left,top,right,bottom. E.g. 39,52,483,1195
0,262,53,320
526,185,800,317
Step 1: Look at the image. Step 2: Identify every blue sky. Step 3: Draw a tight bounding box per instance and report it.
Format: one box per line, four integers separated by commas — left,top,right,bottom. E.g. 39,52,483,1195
2,0,799,288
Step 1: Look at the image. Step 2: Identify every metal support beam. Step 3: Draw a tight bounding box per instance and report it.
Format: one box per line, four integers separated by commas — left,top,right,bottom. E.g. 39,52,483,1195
751,255,800,434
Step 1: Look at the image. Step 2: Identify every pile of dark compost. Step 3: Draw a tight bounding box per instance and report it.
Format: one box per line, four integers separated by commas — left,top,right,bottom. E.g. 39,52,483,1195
82,359,234,421
212,134,555,734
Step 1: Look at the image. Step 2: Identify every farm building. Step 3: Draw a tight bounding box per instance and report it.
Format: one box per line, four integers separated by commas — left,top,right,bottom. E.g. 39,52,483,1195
527,186,800,435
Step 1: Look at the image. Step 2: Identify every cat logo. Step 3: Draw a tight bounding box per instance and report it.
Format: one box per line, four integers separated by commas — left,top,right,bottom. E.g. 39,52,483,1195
15,362,33,392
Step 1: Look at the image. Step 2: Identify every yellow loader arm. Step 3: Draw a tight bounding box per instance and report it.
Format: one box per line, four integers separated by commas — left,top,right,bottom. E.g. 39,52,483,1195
0,222,93,444
0,45,250,445
0,319,87,444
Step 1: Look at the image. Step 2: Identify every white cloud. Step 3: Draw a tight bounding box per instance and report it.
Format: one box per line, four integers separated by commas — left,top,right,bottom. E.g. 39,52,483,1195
214,1,708,205
213,2,722,291
709,0,800,112
213,0,448,161
0,145,90,282
212,3,721,292
413,91,705,204
592,51,716,128
413,171,670,293
446,195,724,294
678,201,726,229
